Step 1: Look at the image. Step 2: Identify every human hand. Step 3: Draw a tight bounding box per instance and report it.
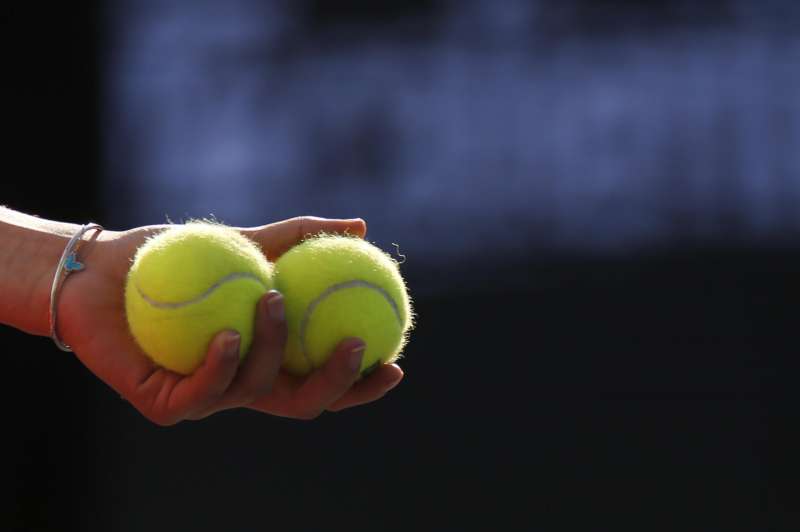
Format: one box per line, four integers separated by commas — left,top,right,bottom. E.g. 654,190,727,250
57,217,404,426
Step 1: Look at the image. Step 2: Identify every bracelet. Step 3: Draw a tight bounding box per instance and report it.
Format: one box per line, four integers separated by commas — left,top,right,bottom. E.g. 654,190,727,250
49,223,104,352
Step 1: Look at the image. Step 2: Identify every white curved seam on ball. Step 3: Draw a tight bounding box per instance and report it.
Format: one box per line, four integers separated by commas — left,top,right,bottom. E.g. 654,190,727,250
135,272,269,309
299,280,403,371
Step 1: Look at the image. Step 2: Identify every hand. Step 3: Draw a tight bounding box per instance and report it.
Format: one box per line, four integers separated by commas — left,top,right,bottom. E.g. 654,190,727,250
57,217,405,426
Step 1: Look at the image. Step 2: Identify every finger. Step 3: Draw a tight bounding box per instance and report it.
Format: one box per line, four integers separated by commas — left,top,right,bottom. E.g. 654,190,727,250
167,330,241,421
281,338,366,420
327,364,404,412
242,370,311,417
248,216,367,261
202,291,287,416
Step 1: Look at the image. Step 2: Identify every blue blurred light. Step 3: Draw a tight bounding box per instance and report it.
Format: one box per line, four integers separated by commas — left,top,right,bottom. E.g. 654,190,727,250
103,0,800,268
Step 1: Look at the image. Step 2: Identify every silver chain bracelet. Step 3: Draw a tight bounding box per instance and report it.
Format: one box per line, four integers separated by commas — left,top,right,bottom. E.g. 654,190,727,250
49,223,104,352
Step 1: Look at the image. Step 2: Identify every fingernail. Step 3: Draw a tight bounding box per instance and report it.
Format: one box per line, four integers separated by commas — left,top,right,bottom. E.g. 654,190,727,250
266,291,285,321
384,367,404,391
224,332,241,359
348,342,366,372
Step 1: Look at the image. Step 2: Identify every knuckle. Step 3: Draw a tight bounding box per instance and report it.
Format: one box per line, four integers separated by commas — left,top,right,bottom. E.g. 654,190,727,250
129,396,169,427
294,216,311,239
272,327,288,346
237,381,273,406
127,374,186,427
297,408,323,421
326,403,346,413
236,392,258,406
135,394,182,427
259,381,275,397
148,410,179,427
208,385,228,402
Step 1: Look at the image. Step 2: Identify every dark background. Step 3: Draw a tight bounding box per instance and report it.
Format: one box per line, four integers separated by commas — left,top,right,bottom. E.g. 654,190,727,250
2,1,797,531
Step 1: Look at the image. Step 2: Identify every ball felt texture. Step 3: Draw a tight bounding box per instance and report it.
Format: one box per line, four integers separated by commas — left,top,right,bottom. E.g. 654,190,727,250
125,222,274,375
275,234,413,376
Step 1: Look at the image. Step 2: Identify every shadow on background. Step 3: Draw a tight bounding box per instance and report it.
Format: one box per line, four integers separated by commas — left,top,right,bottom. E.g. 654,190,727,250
2,1,796,531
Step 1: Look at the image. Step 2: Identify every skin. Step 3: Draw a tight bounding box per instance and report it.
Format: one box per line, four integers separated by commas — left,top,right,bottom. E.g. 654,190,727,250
0,208,404,426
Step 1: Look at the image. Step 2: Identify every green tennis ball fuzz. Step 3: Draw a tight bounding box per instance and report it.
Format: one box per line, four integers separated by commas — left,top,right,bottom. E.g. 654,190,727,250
125,222,273,375
275,234,413,377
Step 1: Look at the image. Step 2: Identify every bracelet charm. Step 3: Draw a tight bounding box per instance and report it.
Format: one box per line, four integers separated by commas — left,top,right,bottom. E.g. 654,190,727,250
49,223,103,352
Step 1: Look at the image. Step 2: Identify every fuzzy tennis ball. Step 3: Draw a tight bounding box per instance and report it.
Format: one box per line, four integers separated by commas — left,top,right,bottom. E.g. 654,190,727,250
275,234,413,377
125,222,274,375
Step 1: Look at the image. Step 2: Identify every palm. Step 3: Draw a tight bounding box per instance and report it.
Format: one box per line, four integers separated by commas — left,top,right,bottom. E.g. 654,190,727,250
61,226,182,410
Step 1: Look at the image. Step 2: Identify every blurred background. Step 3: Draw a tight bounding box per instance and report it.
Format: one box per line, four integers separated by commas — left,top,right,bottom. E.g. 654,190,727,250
2,1,797,530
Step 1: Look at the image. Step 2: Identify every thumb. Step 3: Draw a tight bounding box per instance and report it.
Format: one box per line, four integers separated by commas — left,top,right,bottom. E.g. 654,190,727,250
244,216,367,261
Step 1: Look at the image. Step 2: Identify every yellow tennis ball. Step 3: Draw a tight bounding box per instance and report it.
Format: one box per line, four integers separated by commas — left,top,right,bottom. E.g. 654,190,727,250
124,222,273,375
275,234,413,377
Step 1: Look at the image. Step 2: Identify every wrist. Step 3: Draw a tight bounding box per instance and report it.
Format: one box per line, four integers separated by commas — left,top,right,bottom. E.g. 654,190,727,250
0,208,109,336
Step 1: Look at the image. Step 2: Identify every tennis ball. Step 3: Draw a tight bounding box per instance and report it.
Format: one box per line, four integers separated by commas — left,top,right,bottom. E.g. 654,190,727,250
275,234,413,377
125,222,273,375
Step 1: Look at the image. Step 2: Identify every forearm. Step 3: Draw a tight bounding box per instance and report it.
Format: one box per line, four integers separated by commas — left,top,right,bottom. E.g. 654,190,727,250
0,207,80,336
